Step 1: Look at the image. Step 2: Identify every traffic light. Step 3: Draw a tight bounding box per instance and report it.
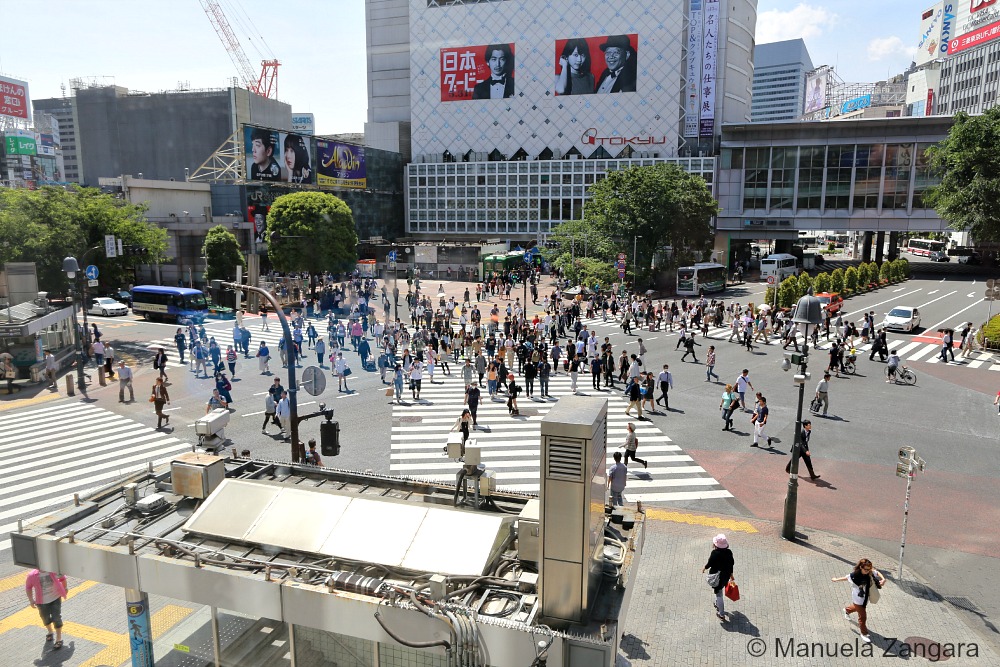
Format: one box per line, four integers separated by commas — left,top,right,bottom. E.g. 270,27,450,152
122,245,147,257
320,420,340,457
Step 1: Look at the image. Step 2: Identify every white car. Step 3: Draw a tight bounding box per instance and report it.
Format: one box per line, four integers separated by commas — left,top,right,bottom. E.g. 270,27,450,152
882,306,921,332
89,297,129,317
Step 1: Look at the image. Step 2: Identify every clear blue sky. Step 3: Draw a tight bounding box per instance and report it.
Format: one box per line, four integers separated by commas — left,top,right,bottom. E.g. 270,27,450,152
0,0,919,135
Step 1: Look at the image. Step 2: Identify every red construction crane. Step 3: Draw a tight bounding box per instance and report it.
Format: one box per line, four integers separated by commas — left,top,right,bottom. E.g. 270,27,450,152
200,0,280,99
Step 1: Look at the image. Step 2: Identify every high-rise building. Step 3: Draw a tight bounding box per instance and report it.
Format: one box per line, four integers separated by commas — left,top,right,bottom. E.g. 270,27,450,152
365,0,757,240
751,39,814,122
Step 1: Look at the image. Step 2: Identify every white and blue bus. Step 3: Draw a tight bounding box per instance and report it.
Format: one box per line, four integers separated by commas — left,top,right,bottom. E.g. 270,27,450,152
131,285,208,323
676,263,727,296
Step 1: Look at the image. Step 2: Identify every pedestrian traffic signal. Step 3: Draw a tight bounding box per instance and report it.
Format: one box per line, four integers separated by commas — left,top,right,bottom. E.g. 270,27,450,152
320,420,340,457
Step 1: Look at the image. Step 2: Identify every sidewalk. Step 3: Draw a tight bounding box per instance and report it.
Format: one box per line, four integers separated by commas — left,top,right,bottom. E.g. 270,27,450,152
622,509,998,665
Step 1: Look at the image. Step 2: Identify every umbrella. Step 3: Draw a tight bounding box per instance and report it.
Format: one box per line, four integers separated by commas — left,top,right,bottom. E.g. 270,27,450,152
758,304,772,312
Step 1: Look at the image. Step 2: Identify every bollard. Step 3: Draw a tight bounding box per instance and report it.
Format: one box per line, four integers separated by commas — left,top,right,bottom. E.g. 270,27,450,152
66,375,74,396
98,367,106,386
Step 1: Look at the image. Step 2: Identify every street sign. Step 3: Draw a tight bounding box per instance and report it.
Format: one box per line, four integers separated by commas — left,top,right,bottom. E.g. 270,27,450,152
617,253,626,260
300,366,327,397
388,251,398,262
104,235,117,258
88,279,99,287
616,260,626,270
618,269,627,279
85,265,99,280
524,253,533,264
767,275,776,285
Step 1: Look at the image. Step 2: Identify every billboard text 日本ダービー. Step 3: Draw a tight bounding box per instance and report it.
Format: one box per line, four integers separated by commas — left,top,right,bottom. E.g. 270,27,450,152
441,44,516,101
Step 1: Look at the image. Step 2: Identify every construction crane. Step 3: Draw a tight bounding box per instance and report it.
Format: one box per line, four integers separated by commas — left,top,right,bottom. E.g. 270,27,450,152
200,0,280,99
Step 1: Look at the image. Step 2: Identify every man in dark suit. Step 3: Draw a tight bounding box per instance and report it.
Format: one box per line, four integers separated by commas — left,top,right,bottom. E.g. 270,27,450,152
595,35,637,94
472,44,515,99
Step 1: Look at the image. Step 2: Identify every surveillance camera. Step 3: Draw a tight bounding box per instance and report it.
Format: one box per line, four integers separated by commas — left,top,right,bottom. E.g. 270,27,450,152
319,402,326,411
781,358,791,372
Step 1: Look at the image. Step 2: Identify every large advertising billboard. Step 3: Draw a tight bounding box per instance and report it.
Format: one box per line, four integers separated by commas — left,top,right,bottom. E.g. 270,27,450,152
0,77,29,120
4,131,37,156
945,0,1000,54
245,126,282,181
291,113,315,134
699,0,719,138
685,0,704,137
244,126,315,184
440,43,516,101
916,3,945,66
803,71,828,114
553,34,638,95
316,140,366,189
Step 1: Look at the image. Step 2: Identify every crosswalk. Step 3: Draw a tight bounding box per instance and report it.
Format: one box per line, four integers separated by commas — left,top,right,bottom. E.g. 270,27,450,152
572,316,995,371
0,402,191,552
389,372,733,504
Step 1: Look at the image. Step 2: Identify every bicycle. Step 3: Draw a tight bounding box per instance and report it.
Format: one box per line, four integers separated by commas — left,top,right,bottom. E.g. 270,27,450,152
886,365,916,385
843,350,858,375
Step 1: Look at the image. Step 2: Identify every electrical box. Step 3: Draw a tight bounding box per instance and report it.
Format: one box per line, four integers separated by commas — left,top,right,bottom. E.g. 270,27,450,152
464,444,481,465
518,499,540,563
171,452,225,499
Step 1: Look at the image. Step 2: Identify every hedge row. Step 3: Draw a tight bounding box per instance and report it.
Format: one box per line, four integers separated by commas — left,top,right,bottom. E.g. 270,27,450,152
764,259,910,310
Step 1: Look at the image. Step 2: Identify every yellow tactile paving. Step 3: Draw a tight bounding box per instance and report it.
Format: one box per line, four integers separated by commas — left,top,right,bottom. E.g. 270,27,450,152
644,508,758,534
0,571,27,595
77,605,195,667
0,580,98,636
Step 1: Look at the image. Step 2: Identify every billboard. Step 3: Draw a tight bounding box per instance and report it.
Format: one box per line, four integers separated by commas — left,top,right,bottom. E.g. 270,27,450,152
699,0,719,137
841,95,873,114
316,140,366,189
244,126,282,181
291,113,315,134
440,43,516,101
4,131,37,156
553,34,638,96
685,0,704,137
949,15,1000,53
277,132,314,184
0,76,29,120
803,71,827,114
916,2,945,66
945,0,1000,54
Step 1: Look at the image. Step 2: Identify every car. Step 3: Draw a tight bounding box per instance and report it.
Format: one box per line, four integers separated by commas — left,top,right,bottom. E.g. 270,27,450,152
882,306,921,332
929,250,950,262
88,297,129,317
957,252,981,265
814,292,844,314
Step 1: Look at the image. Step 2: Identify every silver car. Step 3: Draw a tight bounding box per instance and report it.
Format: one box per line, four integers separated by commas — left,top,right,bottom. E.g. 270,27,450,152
882,306,921,332
88,297,129,317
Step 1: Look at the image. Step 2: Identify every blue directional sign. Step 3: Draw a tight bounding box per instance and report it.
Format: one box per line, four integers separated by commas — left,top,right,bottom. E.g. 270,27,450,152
85,265,99,280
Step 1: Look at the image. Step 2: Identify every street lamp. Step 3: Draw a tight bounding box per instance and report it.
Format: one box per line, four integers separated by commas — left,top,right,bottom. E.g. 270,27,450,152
781,287,824,541
62,257,87,392
633,235,643,290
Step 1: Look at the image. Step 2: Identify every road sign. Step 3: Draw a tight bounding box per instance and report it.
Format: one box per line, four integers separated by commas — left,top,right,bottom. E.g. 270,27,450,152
767,275,776,285
388,251,397,262
300,366,327,397
88,279,99,287
85,265,99,280
616,260,626,270
524,253,533,264
104,235,117,258
617,252,626,260
618,269,627,279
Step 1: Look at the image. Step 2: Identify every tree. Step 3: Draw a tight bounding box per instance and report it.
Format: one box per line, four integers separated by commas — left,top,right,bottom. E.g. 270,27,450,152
830,268,845,293
879,260,891,283
0,186,166,293
844,266,859,293
926,106,1000,241
813,272,831,294
203,225,246,281
267,192,358,281
583,163,719,281
778,276,799,308
797,272,813,297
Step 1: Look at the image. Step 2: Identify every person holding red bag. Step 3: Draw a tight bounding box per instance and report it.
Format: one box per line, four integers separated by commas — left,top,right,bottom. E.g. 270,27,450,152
702,533,735,621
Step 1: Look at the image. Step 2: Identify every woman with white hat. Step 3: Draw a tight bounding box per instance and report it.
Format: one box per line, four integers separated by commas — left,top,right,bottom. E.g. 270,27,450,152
702,534,735,621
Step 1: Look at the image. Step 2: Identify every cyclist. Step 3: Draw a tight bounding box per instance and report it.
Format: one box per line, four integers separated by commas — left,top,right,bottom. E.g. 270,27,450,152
885,350,901,383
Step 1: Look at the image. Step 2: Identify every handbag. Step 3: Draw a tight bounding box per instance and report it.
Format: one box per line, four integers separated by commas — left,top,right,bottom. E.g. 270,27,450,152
343,367,352,377
4,369,14,379
725,580,740,601
385,386,394,397
868,579,881,604
705,571,721,588
149,395,156,403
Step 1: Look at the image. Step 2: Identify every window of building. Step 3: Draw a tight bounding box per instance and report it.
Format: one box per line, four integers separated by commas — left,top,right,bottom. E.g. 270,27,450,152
824,145,854,210
852,144,884,210
796,146,824,210
769,147,796,210
742,147,769,210
881,144,912,210
911,143,937,209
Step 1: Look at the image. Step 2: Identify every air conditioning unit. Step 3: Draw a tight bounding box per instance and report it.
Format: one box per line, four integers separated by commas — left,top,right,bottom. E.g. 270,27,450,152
538,396,607,626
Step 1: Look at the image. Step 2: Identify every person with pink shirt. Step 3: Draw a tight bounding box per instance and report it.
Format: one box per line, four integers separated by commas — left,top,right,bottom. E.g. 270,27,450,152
25,569,68,649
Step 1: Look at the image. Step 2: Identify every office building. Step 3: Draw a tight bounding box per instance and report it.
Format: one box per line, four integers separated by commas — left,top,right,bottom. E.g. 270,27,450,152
751,39,814,122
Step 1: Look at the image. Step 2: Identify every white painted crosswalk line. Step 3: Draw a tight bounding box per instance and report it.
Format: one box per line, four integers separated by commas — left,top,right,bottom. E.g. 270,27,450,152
0,402,191,552
390,373,731,503
906,344,939,362
969,353,993,369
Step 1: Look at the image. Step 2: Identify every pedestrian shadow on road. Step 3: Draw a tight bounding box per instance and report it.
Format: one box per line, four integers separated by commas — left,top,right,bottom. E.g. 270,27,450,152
32,640,76,666
806,477,836,490
619,633,651,660
720,611,760,637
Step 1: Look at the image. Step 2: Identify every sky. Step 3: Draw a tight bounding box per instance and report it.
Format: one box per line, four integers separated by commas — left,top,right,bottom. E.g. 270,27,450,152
0,0,920,136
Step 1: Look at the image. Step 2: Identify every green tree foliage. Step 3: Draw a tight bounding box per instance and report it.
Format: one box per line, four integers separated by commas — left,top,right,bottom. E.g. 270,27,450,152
867,262,880,285
894,258,911,279
545,219,617,264
926,106,1000,241
0,186,166,293
764,286,775,305
844,266,859,293
797,272,813,296
203,225,246,281
267,192,358,277
778,276,800,308
582,163,719,280
879,261,891,282
830,268,845,293
813,272,831,294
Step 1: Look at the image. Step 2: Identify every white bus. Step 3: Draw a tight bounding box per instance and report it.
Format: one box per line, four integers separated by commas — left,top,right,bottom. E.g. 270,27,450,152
904,238,946,257
676,263,727,296
759,253,799,283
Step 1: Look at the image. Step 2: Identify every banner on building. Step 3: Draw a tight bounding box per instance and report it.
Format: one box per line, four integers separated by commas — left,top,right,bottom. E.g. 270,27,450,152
0,77,29,120
699,0,719,137
803,71,828,114
553,34,638,96
4,131,37,156
316,140,366,189
277,132,314,185
440,43,516,101
244,126,282,182
916,2,945,66
291,113,315,134
685,0,704,137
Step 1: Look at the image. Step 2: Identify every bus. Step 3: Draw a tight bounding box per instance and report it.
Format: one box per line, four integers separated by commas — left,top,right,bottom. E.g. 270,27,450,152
759,253,799,283
904,238,946,257
131,286,208,323
676,263,727,296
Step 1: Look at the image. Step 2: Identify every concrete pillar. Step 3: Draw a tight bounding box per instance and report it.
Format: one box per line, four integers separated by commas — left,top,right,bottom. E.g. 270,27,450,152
125,589,155,666
98,368,106,387
875,231,886,264
862,232,874,263
888,232,900,261
65,375,74,396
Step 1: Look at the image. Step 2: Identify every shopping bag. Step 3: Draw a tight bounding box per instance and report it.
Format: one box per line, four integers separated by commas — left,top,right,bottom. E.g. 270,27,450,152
385,386,394,397
725,580,740,602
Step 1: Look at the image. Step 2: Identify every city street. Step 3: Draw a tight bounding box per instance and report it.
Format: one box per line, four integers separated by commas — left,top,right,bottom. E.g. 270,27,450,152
2,271,999,662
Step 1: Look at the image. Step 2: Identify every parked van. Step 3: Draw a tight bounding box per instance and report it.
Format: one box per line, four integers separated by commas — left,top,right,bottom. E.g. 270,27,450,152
759,253,799,282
